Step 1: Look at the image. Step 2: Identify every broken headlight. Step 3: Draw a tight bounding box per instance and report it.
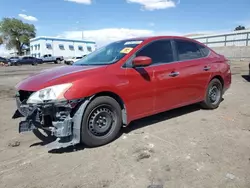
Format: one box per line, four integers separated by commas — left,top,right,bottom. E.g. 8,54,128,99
27,83,72,104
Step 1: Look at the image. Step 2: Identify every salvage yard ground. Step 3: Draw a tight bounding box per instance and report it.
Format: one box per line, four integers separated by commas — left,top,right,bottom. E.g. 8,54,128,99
0,62,250,188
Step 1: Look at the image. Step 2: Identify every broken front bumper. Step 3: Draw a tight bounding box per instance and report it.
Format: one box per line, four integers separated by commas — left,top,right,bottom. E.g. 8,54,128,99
13,96,90,149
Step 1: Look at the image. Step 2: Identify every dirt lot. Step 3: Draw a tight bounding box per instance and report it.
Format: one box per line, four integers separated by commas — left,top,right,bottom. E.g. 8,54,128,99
0,62,250,188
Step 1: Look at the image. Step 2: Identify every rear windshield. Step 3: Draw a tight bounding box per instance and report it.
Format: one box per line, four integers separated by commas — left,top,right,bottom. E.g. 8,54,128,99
73,40,144,66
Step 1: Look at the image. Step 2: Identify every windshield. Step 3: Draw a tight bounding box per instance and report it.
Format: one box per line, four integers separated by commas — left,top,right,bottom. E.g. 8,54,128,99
73,40,143,66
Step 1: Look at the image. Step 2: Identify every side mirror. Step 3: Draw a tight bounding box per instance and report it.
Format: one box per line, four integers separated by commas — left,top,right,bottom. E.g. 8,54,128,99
132,56,152,67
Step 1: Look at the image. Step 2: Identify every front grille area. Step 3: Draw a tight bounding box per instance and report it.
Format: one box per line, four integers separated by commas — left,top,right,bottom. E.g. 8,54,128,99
18,90,34,102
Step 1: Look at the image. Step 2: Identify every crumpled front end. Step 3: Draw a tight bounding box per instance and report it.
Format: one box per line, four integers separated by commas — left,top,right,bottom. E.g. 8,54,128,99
13,90,89,150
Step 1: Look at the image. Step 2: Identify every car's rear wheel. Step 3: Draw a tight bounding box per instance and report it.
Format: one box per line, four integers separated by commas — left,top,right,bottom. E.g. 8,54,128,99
201,78,223,109
81,96,122,147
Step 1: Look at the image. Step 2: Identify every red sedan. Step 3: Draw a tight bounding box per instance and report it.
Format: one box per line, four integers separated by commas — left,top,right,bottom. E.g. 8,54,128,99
13,36,231,149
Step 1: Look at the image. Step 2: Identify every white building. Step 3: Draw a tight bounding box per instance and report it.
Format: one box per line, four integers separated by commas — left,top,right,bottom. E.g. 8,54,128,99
30,36,96,58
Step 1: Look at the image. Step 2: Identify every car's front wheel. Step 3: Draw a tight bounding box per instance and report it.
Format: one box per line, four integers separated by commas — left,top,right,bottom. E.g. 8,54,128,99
81,96,122,147
201,78,223,109
55,59,60,64
32,61,38,66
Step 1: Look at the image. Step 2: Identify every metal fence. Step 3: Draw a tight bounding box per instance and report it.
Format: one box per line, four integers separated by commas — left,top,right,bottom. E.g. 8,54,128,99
189,30,250,47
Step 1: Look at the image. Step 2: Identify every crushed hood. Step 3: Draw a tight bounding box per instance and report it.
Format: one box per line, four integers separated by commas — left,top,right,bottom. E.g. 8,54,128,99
16,65,106,91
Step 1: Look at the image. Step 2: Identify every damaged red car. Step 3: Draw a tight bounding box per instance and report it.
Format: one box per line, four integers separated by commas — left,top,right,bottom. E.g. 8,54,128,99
13,36,231,149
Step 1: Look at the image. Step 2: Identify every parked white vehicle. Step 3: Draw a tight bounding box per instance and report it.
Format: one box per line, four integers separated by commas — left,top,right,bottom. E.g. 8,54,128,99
41,54,64,64
64,55,86,65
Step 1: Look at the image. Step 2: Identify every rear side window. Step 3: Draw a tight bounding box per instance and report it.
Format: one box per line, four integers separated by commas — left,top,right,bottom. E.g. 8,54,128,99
136,40,174,64
197,44,210,57
175,40,203,61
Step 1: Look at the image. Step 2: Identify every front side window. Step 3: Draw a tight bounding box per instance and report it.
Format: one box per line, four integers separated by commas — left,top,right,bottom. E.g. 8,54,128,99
136,40,174,64
175,40,203,61
73,40,143,66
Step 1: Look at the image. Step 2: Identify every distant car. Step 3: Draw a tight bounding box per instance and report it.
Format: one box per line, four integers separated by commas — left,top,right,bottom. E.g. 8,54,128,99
9,57,20,65
15,56,43,66
14,36,231,150
0,57,9,65
64,56,84,65
41,54,64,64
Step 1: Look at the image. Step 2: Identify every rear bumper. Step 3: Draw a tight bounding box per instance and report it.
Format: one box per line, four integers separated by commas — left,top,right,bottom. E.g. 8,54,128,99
13,97,90,150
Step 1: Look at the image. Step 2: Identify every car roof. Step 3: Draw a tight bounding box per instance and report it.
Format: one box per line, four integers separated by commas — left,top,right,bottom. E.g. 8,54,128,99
118,36,200,43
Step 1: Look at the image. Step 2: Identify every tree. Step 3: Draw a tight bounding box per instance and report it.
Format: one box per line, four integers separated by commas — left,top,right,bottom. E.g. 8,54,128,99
0,18,36,55
234,25,246,31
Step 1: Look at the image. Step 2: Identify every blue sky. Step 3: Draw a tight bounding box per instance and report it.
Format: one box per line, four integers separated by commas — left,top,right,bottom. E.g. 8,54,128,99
0,0,250,48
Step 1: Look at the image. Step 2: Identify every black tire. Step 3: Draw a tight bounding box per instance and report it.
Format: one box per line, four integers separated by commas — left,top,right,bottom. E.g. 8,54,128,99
201,78,223,109
81,96,122,147
33,129,56,143
55,59,60,64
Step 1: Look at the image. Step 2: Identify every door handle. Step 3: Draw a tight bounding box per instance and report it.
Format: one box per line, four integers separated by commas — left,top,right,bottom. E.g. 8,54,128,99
169,71,180,77
203,66,211,71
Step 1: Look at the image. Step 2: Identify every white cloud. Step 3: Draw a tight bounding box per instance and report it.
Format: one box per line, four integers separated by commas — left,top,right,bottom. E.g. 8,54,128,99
64,0,92,4
18,14,38,22
59,28,182,47
127,0,176,11
21,9,26,12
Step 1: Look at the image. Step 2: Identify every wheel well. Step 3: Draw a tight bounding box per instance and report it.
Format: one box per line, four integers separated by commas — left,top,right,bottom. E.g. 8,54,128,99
93,91,127,125
211,75,224,88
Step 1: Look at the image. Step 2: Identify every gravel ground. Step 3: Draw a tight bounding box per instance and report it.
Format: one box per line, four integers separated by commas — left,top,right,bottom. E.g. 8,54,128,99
0,62,249,188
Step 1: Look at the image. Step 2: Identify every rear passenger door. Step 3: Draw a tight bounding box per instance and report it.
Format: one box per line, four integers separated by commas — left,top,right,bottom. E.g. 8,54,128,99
173,39,212,104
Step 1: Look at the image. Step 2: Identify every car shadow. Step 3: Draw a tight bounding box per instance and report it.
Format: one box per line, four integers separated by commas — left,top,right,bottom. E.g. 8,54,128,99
122,103,202,134
242,75,250,82
48,144,85,154
30,139,85,154
31,102,224,154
